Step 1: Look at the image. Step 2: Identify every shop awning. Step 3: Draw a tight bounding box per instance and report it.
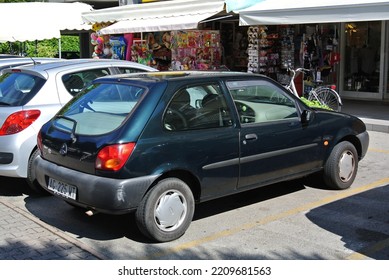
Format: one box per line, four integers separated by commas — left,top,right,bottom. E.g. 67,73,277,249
100,13,222,34
82,0,226,34
239,0,389,25
0,2,93,43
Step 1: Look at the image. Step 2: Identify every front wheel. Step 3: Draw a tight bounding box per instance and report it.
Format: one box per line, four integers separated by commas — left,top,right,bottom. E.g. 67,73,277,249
323,141,358,190
135,178,195,242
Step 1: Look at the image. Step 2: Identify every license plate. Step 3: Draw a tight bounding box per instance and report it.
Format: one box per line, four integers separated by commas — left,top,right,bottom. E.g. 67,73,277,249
48,177,77,200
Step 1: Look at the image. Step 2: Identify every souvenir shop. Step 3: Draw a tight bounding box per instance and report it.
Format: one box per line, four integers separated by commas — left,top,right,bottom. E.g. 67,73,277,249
198,20,340,96
89,20,389,100
88,17,343,96
236,0,389,101
242,23,341,95
90,22,222,71
232,20,385,100
207,20,386,100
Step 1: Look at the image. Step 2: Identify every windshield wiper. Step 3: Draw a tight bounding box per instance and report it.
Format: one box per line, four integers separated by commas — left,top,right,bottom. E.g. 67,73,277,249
55,115,78,143
0,102,11,106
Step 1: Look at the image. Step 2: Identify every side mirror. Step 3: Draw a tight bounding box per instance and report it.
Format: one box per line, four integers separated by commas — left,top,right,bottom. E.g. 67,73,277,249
301,110,312,125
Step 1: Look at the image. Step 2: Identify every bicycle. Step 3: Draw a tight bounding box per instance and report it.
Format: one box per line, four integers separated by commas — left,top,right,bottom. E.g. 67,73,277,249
285,67,342,112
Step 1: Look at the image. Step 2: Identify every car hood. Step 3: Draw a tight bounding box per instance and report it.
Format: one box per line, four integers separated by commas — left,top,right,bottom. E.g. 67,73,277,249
313,109,367,135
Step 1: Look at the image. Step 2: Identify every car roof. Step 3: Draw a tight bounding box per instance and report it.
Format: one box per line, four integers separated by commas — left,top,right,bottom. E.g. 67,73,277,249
18,58,156,71
0,57,63,67
2,58,157,72
94,71,262,84
1,58,157,78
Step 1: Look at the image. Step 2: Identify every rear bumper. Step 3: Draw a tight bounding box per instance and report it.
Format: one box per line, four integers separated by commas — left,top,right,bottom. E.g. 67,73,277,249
0,134,33,178
34,155,159,214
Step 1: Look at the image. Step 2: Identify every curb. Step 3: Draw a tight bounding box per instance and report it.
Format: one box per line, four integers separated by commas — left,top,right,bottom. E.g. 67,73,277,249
360,118,389,134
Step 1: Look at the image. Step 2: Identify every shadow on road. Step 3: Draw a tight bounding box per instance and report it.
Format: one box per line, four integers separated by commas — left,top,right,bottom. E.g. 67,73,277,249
194,180,305,220
306,184,389,259
0,176,35,197
20,180,305,244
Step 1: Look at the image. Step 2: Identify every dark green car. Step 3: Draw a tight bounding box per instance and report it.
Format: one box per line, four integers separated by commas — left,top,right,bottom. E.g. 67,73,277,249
34,71,369,242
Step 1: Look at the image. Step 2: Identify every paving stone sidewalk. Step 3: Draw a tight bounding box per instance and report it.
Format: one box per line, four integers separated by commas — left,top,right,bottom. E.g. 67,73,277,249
0,199,102,260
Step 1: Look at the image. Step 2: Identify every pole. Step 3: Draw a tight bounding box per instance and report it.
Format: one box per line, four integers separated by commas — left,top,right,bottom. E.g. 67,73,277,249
58,37,62,59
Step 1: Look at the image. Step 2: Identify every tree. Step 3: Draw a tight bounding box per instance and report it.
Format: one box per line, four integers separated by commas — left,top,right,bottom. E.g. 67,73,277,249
0,36,80,57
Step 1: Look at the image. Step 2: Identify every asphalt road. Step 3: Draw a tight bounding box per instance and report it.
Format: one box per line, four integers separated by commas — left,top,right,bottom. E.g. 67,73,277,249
1,131,388,260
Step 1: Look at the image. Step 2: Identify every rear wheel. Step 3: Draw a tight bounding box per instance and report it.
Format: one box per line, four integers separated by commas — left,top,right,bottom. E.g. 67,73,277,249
323,141,358,190
26,149,48,194
135,178,195,242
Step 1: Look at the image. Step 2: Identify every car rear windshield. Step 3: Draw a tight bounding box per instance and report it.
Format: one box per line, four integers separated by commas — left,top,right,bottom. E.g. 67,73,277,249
0,72,45,106
52,83,146,136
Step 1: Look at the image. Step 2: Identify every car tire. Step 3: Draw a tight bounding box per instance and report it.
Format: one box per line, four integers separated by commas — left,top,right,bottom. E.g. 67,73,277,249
323,141,358,190
135,178,195,242
26,149,48,195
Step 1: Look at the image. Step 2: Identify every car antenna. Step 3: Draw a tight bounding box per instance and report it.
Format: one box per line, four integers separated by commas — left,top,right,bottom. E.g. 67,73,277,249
29,57,37,65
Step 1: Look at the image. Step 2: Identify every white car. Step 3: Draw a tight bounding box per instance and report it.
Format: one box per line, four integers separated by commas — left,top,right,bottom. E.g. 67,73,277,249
0,59,157,192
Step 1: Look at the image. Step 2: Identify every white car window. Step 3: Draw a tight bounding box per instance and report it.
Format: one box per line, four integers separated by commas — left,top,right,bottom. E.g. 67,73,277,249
62,68,110,96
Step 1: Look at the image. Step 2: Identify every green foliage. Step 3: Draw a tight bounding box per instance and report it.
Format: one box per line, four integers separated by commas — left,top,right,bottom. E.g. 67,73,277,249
0,36,80,57
300,96,332,110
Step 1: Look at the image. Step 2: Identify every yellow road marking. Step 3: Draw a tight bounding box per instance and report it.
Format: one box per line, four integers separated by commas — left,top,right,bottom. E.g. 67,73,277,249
368,148,389,154
346,238,389,260
146,178,389,260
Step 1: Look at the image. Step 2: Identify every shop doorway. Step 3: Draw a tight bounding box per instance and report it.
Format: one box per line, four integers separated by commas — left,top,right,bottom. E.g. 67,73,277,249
219,21,248,71
342,21,382,99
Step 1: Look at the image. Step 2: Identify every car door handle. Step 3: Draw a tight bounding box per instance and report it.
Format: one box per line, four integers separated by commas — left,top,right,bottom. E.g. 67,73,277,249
245,133,258,141
288,121,299,127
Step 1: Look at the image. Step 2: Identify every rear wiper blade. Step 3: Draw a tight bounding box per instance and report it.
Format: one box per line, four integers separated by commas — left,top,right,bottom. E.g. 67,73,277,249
0,102,11,106
55,115,78,143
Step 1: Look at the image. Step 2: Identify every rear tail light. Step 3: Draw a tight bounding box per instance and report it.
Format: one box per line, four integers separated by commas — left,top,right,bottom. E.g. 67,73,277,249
96,142,135,171
0,110,41,135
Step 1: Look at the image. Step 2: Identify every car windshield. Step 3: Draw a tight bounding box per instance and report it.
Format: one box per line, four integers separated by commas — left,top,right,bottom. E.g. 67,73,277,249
53,83,146,136
0,72,45,106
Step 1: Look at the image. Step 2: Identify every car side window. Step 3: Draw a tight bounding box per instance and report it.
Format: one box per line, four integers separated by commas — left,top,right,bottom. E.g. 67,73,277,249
163,84,233,131
62,68,110,96
227,80,298,124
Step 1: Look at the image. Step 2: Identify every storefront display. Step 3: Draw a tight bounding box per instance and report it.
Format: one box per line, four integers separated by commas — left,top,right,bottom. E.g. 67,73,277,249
170,30,221,70
247,25,280,76
245,23,340,93
127,30,221,70
279,26,294,70
89,27,222,71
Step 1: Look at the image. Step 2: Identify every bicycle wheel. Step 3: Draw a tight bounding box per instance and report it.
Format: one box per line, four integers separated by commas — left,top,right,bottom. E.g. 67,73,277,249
308,86,342,111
